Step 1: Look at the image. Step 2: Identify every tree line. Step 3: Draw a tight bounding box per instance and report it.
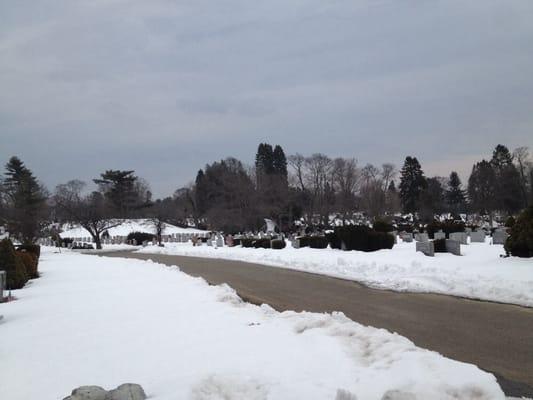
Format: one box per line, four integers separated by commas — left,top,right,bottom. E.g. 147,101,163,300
0,143,531,246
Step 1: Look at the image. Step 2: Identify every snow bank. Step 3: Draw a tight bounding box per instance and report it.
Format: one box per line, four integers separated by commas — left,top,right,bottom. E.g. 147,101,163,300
0,248,504,400
137,241,533,307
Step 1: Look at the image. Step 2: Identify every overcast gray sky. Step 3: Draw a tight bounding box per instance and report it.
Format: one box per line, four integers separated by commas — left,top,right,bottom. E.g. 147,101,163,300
1,0,532,197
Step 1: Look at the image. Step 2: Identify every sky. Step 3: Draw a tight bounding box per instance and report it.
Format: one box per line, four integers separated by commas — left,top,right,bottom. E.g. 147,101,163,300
1,0,532,197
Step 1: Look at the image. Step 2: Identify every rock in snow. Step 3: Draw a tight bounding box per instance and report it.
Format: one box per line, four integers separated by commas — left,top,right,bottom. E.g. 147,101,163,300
64,384,146,400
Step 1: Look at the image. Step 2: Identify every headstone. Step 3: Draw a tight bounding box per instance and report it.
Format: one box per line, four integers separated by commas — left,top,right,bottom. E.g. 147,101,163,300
0,270,5,302
470,231,485,243
449,232,467,245
416,241,434,257
293,238,301,249
414,233,429,242
216,236,224,247
492,229,508,245
400,233,413,243
445,239,461,256
434,231,446,240
206,239,212,246
465,227,473,234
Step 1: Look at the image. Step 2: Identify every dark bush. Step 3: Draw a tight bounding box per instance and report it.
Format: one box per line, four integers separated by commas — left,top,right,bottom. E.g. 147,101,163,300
271,239,286,249
240,238,254,248
328,225,394,252
253,238,271,249
297,236,329,249
127,231,155,243
425,220,465,239
396,224,414,233
0,239,28,290
505,216,516,228
16,251,39,279
16,244,41,259
434,239,447,253
373,219,394,233
504,207,533,258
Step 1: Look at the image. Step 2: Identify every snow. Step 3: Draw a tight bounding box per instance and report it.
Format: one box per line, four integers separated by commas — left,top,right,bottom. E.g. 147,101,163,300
137,240,533,307
59,219,208,238
0,248,505,400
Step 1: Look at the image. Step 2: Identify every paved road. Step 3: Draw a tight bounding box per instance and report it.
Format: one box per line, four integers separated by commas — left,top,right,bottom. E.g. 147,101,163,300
101,251,533,397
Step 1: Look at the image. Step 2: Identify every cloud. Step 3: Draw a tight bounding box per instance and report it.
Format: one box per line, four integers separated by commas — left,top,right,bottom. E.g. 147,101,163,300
0,0,532,196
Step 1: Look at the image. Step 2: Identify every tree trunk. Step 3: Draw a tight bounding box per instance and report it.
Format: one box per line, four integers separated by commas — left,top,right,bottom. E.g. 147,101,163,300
94,235,102,250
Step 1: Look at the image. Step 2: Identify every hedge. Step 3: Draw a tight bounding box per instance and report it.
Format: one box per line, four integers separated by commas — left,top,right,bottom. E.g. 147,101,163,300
504,206,533,258
271,239,286,250
433,239,447,253
127,232,155,243
327,225,394,252
297,236,329,249
16,244,41,259
0,239,28,290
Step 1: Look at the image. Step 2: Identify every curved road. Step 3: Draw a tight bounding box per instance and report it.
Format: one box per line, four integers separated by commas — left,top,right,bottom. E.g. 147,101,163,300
101,251,533,397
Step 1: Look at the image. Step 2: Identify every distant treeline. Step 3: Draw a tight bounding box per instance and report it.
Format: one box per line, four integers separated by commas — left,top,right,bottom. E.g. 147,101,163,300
0,143,531,244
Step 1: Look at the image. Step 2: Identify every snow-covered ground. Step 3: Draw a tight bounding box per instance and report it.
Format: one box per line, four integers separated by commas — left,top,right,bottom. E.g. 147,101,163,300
137,240,533,307
60,218,208,239
0,248,505,400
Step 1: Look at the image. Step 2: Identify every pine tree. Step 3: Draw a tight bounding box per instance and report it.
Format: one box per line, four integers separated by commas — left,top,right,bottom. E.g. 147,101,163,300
490,145,524,214
468,160,496,214
399,156,427,213
446,171,466,215
2,157,48,244
93,170,147,217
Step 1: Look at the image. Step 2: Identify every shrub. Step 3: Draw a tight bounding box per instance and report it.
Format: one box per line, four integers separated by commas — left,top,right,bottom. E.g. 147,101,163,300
373,219,394,233
271,239,286,249
434,239,447,253
127,231,155,243
253,238,271,249
504,206,533,258
297,236,329,249
0,239,28,290
16,251,39,279
328,225,394,252
240,238,254,248
16,244,41,259
505,216,516,228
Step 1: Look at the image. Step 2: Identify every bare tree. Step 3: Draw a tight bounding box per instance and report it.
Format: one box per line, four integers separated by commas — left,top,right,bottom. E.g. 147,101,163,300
54,180,119,249
331,157,360,223
513,147,532,206
288,153,307,192
304,154,333,225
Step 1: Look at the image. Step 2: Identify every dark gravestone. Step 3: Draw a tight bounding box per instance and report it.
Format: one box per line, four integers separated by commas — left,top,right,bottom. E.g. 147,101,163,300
449,232,467,245
445,239,461,256
470,231,485,243
416,241,434,257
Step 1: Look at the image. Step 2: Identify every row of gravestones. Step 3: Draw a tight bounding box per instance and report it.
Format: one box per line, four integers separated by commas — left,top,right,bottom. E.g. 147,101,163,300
401,229,508,245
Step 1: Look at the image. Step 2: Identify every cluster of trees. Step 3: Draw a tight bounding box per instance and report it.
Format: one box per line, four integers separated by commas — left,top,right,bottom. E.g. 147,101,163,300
398,145,531,220
1,143,532,245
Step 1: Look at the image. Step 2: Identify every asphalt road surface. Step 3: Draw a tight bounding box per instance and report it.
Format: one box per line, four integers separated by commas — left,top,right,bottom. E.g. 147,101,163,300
101,251,533,397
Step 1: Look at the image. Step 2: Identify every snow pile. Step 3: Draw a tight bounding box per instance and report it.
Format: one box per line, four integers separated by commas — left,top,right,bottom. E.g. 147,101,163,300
0,249,504,400
138,241,533,307
60,219,207,239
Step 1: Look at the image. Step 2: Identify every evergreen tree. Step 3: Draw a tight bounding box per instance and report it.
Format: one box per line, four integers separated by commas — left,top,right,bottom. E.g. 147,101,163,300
2,157,48,244
272,145,288,182
490,145,523,214
255,143,274,191
446,171,466,215
468,160,496,214
420,177,445,220
194,169,208,216
93,170,148,217
399,156,427,213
